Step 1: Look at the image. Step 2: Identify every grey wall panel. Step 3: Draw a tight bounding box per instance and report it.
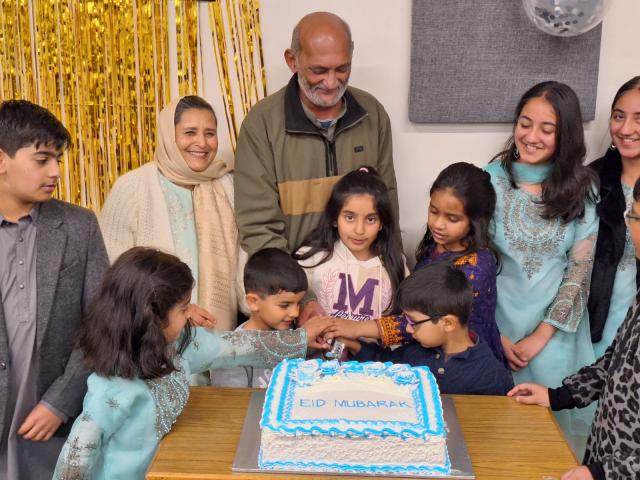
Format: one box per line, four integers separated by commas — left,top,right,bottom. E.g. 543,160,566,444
409,0,601,123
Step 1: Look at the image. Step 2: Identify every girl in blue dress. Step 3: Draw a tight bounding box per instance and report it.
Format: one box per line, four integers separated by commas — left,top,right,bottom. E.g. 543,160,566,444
53,247,331,479
484,81,598,442
588,76,640,358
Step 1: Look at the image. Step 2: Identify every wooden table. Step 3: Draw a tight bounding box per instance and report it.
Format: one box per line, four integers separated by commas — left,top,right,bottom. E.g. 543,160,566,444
147,387,578,480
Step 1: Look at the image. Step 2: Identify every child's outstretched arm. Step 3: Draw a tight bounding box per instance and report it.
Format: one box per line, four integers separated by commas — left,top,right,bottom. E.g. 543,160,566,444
324,316,413,347
324,318,380,340
186,317,334,374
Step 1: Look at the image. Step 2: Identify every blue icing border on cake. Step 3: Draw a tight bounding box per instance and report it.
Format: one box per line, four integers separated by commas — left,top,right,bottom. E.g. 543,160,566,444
260,358,290,428
258,452,452,475
261,359,446,439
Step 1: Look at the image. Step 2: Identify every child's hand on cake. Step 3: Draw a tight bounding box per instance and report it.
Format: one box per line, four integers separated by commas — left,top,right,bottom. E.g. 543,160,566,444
507,383,550,407
301,316,334,350
325,318,378,341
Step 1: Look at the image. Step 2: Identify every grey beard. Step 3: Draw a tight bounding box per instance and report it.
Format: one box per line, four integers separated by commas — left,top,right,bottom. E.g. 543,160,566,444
298,76,347,108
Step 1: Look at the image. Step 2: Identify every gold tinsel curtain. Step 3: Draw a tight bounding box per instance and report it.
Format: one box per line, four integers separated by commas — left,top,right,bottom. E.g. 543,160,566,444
207,0,267,152
0,0,198,210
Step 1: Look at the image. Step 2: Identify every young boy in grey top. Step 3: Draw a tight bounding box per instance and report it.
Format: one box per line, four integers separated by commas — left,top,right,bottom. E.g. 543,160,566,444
214,248,307,388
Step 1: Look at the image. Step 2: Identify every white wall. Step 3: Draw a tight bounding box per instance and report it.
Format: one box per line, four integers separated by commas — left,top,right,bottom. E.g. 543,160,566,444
255,0,639,257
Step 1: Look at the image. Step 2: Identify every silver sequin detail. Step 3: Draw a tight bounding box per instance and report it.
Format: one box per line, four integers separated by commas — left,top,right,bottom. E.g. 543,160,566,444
498,177,566,278
145,365,190,439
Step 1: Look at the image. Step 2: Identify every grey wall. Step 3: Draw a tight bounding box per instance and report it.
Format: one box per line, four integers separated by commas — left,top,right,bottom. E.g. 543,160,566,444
409,0,602,123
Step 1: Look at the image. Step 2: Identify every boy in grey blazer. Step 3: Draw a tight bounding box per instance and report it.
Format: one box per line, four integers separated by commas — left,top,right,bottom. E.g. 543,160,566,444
0,100,108,480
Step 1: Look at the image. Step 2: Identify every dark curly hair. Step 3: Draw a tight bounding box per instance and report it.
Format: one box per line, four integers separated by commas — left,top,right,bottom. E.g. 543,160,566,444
78,247,194,379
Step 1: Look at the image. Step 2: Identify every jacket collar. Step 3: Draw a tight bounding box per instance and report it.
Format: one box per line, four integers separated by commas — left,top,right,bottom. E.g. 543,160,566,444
284,74,368,135
436,331,481,361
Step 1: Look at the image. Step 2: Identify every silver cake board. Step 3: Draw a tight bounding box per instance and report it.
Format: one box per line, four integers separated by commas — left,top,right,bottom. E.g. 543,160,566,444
232,391,475,479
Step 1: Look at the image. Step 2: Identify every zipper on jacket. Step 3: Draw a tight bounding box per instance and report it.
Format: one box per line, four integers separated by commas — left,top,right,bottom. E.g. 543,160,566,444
324,138,337,177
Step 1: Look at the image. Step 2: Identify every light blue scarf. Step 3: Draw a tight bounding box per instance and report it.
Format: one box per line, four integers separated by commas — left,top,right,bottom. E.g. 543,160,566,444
511,161,553,184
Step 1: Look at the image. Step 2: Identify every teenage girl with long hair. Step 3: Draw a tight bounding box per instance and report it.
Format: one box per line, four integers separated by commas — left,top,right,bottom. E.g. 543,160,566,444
485,81,598,443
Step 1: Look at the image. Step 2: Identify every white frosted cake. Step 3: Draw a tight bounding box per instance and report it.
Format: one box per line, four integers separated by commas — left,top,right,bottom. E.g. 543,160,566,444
259,358,450,475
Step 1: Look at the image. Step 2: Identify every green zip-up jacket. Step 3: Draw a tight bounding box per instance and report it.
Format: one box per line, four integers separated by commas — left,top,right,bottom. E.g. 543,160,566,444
234,75,399,255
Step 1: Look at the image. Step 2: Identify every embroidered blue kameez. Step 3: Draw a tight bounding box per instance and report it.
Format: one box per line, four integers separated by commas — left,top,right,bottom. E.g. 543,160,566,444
52,328,307,479
485,161,598,437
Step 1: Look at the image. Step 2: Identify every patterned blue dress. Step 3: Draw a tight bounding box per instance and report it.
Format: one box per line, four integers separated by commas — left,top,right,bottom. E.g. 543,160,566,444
484,162,597,436
52,328,307,479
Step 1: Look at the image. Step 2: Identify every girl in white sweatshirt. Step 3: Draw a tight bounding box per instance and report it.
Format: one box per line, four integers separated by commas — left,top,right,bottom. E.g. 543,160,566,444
294,167,407,324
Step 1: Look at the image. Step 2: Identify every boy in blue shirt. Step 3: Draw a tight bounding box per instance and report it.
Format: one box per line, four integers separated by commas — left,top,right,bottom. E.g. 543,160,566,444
341,262,513,395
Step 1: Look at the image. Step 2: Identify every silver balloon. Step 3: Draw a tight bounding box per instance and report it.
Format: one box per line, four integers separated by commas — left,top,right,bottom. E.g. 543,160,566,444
521,0,612,37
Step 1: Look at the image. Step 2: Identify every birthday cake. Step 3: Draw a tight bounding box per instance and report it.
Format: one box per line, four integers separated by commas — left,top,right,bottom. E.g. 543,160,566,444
259,358,450,475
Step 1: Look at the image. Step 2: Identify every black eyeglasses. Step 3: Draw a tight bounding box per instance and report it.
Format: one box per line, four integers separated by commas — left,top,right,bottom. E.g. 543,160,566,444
405,314,443,328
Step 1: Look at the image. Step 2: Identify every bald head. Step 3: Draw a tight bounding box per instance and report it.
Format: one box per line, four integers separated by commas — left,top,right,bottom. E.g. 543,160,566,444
290,12,353,57
285,12,353,115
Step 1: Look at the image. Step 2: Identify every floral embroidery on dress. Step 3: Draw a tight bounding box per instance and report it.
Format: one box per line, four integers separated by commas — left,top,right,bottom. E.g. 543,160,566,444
158,176,196,236
498,177,566,278
544,232,597,332
54,436,89,479
453,252,478,267
158,173,198,291
219,330,307,367
145,365,189,439
378,315,405,347
53,413,101,480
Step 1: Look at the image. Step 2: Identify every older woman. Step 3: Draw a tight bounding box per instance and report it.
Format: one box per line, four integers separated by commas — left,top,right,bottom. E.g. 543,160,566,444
100,96,241,337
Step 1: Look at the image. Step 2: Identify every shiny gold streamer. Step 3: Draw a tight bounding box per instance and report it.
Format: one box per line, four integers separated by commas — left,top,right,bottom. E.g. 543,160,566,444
0,0,191,211
208,0,267,151
0,0,36,100
175,0,198,96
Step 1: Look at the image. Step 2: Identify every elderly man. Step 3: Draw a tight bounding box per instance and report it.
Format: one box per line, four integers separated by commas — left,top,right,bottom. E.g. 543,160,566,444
234,11,399,256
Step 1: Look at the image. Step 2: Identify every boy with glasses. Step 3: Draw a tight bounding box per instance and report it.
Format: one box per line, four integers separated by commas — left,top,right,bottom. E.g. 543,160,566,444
338,262,513,395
